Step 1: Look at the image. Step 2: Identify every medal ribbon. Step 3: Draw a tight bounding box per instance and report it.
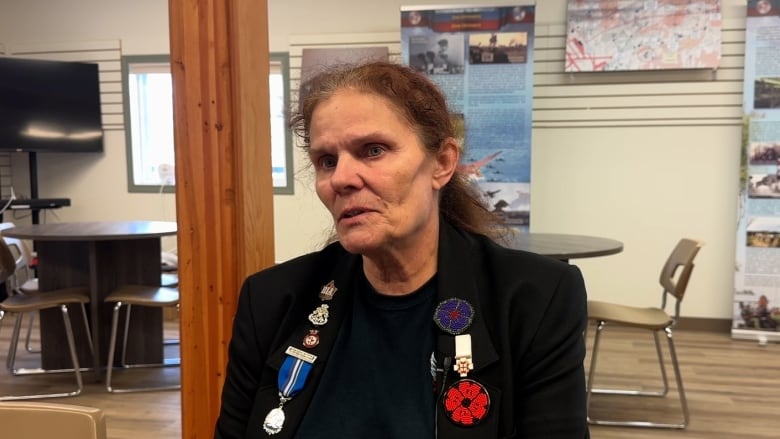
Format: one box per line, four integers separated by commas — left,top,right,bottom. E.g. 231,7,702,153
278,355,312,399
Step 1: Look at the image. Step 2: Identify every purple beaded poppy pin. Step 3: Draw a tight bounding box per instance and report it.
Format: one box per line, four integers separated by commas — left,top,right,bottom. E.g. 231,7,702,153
433,298,474,335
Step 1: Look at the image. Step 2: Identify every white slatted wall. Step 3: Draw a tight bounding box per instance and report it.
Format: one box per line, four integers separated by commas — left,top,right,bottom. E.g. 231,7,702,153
290,18,745,130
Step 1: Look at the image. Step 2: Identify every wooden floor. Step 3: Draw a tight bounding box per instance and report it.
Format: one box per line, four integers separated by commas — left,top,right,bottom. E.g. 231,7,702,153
584,324,780,439
1,316,779,438
0,314,181,439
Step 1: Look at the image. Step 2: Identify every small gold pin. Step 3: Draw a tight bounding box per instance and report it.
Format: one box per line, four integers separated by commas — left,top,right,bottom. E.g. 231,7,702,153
319,280,338,301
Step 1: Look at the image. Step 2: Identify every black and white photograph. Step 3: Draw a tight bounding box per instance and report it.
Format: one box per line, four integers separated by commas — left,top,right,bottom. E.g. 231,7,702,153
408,34,465,75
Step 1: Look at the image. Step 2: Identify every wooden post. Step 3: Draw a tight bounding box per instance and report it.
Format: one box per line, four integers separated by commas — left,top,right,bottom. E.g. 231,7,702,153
168,0,275,437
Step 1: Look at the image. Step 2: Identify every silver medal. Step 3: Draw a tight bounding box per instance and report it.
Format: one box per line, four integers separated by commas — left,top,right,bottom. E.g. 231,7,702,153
262,407,286,435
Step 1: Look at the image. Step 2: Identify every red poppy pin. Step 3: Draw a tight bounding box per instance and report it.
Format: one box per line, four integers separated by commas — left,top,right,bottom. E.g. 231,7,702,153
442,378,490,427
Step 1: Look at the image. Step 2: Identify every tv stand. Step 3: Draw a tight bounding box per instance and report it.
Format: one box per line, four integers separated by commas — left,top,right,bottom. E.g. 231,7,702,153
0,198,70,222
7,151,72,224
30,151,41,223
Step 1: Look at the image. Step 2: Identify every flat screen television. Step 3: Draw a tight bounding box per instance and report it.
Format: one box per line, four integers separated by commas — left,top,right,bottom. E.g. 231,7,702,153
0,56,104,153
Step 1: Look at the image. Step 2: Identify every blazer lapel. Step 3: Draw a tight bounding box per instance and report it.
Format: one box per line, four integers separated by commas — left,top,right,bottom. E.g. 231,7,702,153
435,222,502,439
259,252,361,439
436,221,499,372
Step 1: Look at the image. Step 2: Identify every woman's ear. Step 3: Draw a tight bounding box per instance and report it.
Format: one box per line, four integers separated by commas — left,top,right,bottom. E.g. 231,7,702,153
432,138,459,190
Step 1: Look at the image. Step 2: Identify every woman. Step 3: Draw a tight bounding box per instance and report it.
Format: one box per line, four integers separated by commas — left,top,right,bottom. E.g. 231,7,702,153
215,61,589,438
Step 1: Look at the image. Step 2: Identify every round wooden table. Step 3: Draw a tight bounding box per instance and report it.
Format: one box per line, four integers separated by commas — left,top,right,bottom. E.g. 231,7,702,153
505,232,623,261
4,221,177,378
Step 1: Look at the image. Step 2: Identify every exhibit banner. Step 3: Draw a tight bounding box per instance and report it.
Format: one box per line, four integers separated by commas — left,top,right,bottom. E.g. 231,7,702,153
734,0,780,342
401,3,535,229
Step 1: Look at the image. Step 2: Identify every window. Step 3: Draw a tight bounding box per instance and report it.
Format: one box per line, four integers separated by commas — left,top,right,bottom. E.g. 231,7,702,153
122,53,293,194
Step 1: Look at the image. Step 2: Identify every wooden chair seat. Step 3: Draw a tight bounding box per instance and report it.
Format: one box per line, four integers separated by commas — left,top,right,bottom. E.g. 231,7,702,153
0,401,107,439
105,285,179,307
588,301,673,330
0,288,89,313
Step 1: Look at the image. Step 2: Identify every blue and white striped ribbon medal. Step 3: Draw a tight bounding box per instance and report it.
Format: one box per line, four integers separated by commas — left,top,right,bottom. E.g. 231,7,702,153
262,347,316,435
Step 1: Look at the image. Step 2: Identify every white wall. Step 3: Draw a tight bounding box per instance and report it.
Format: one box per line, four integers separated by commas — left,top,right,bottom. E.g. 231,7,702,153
0,0,176,250
0,0,747,320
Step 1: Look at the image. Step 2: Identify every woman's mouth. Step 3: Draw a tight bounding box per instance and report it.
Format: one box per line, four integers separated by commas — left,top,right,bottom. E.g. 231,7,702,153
341,208,366,219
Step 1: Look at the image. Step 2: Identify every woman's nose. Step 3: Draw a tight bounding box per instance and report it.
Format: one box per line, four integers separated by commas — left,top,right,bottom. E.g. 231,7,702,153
330,155,363,192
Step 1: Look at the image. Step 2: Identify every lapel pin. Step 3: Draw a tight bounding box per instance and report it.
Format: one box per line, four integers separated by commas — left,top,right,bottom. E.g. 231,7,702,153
434,298,474,335
308,304,329,326
302,329,320,348
453,334,474,377
442,378,490,427
318,280,338,301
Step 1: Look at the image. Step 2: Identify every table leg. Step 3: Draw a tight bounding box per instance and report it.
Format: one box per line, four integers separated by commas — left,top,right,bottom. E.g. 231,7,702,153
88,241,101,382
37,238,164,374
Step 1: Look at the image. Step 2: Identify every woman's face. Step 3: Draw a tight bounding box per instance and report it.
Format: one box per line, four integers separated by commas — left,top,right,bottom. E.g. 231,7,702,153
308,89,452,257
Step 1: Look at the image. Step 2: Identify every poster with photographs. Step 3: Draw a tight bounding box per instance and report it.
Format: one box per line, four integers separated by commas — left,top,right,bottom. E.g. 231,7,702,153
734,0,780,341
401,3,535,230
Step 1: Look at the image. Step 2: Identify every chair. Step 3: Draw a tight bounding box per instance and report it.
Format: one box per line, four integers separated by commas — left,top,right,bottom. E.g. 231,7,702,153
586,238,703,429
160,250,179,287
0,401,107,439
0,236,93,401
105,284,180,393
160,272,179,288
0,223,39,354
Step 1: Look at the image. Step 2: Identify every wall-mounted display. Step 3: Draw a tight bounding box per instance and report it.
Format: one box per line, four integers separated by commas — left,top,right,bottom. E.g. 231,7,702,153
564,0,722,72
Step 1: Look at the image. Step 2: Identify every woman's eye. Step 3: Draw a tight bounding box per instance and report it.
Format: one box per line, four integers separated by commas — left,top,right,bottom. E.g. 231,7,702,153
367,145,384,157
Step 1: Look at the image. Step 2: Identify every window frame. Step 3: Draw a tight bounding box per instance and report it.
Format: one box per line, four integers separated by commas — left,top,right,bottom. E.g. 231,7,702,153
122,52,294,194
269,52,294,194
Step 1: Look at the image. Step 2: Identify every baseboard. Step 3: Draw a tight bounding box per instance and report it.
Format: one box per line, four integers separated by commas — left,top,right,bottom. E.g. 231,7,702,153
676,317,732,333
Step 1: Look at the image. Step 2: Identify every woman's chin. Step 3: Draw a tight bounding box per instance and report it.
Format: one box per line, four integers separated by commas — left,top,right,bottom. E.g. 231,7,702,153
336,234,381,255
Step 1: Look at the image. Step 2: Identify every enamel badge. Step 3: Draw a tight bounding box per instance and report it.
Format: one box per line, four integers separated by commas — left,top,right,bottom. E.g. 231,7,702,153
302,329,320,348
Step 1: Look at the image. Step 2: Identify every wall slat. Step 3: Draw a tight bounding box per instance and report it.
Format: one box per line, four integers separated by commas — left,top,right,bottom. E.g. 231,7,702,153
534,93,743,109
537,81,744,97
290,19,745,130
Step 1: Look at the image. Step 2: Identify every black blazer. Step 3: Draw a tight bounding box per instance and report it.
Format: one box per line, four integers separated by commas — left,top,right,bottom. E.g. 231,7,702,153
215,222,590,438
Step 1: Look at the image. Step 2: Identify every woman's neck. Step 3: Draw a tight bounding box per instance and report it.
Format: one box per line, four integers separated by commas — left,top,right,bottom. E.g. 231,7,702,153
361,232,439,296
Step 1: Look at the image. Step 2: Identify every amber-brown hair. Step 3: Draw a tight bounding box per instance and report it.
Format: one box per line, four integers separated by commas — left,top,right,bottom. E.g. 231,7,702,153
290,61,505,239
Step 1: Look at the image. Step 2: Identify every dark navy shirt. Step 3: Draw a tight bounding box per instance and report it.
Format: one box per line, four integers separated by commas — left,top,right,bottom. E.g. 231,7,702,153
294,273,436,439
